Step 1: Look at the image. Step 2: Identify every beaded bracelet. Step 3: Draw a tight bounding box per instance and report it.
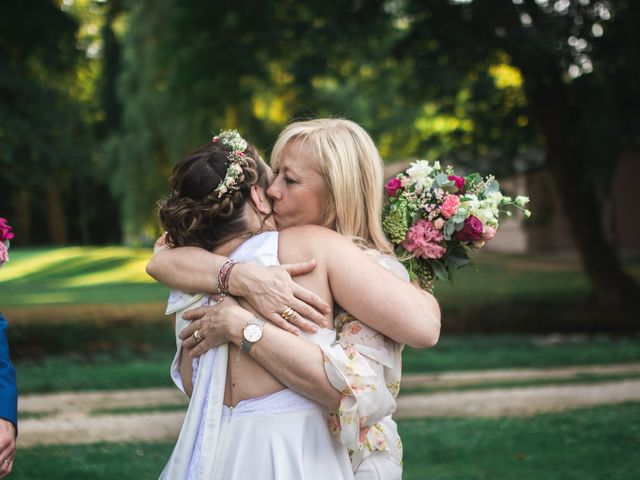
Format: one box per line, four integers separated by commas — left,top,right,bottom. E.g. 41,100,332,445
216,259,238,295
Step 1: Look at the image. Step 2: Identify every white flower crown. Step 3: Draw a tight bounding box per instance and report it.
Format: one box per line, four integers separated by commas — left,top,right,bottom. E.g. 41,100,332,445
212,130,251,198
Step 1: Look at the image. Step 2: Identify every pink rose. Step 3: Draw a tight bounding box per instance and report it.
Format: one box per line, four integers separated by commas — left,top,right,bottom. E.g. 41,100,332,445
453,216,484,242
439,195,460,219
384,178,403,197
482,225,497,241
402,219,447,259
348,323,362,335
0,242,8,264
448,175,466,192
0,218,14,242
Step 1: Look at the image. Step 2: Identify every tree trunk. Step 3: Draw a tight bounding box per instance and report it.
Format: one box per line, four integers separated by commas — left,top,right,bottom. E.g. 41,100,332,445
533,74,638,312
11,188,31,246
46,175,68,245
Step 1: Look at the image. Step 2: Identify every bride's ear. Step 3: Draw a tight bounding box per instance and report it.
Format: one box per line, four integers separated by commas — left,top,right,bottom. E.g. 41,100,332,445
249,185,272,215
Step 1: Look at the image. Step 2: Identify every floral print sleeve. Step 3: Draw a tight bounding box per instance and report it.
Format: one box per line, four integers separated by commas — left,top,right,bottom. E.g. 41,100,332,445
320,253,409,469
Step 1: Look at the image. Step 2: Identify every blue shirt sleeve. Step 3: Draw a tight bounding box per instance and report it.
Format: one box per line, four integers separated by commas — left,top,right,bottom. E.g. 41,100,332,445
0,312,17,429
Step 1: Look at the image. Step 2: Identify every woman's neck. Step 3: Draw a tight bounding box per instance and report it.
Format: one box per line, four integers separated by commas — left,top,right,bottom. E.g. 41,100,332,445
213,223,277,257
212,207,277,257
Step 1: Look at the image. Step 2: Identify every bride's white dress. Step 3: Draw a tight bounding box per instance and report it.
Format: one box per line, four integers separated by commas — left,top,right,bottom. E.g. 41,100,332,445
159,232,354,480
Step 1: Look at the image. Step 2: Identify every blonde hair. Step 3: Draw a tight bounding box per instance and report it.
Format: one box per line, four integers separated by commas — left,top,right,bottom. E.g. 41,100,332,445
271,118,393,254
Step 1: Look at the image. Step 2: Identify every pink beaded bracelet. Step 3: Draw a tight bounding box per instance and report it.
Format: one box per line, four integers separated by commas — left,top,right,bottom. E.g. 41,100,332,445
216,259,238,295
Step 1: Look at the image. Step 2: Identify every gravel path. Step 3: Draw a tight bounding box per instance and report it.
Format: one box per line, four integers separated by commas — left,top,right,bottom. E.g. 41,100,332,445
17,363,640,448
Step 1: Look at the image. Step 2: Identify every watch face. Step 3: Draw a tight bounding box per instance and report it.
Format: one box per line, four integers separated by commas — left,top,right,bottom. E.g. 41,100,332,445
244,324,263,342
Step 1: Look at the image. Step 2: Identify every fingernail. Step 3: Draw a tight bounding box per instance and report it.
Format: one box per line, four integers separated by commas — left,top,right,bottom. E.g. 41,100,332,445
311,326,319,333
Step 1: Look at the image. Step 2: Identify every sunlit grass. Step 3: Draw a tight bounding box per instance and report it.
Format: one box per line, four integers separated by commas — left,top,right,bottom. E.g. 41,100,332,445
0,246,164,307
1,246,155,283
1,246,637,310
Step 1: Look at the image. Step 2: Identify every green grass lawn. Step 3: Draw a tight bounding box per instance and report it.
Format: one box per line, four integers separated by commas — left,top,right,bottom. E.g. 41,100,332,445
402,333,640,372
13,441,175,479
14,403,640,479
4,246,639,394
401,402,640,480
16,352,175,394
0,246,167,307
15,333,640,394
2,246,638,309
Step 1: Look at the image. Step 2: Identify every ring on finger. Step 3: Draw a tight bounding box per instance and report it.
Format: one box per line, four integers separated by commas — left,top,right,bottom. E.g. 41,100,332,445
280,306,295,321
193,329,204,343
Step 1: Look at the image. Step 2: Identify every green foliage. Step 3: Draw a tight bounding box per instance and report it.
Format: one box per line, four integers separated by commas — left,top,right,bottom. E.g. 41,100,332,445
0,1,80,188
0,0,123,244
396,0,640,182
107,0,396,237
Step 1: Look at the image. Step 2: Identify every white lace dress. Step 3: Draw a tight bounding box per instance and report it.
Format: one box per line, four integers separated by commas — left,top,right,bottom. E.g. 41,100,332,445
159,232,353,480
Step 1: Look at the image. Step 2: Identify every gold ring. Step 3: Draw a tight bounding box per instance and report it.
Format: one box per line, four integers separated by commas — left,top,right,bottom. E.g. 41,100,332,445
280,306,295,321
194,330,203,343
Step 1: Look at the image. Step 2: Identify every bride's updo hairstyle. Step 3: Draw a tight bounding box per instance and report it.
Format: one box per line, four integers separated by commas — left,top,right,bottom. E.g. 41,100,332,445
158,135,269,251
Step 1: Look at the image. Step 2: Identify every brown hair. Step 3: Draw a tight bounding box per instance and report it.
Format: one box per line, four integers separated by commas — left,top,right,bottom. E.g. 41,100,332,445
158,140,269,251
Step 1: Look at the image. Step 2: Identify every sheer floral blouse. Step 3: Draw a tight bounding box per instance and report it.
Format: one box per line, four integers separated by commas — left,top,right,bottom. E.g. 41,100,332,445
321,253,408,470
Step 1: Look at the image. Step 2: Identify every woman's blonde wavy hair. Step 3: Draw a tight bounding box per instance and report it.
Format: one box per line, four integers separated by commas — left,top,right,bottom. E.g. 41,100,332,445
271,118,393,254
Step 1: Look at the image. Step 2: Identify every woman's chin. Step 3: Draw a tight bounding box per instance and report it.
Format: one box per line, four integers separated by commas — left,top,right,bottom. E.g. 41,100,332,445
272,213,285,230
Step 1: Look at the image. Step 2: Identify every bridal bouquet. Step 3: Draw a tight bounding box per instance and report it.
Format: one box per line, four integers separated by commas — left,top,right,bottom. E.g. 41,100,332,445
0,217,14,268
382,160,530,292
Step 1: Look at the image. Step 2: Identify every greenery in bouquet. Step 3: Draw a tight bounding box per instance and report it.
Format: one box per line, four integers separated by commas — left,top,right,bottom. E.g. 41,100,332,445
382,161,530,292
0,217,14,267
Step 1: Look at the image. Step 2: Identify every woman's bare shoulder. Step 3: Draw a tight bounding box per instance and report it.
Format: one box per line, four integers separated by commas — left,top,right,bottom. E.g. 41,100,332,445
278,225,349,264
279,225,346,244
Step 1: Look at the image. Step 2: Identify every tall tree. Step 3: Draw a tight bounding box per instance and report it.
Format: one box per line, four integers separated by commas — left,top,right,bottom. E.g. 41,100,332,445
394,0,639,309
109,0,390,239
0,0,81,244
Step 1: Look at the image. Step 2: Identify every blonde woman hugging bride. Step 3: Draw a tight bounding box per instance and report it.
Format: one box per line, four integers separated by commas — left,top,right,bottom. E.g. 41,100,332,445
148,119,441,479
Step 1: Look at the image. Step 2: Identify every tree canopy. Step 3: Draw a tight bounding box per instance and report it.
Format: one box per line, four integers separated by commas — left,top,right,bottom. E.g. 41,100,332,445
1,0,637,307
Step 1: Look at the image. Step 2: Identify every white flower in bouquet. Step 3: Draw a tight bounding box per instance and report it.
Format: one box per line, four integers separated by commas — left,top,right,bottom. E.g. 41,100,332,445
406,161,435,194
382,160,531,292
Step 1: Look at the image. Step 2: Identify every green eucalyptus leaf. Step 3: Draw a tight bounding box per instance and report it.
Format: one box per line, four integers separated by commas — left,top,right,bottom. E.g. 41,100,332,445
444,220,456,237
431,260,449,283
485,179,500,194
